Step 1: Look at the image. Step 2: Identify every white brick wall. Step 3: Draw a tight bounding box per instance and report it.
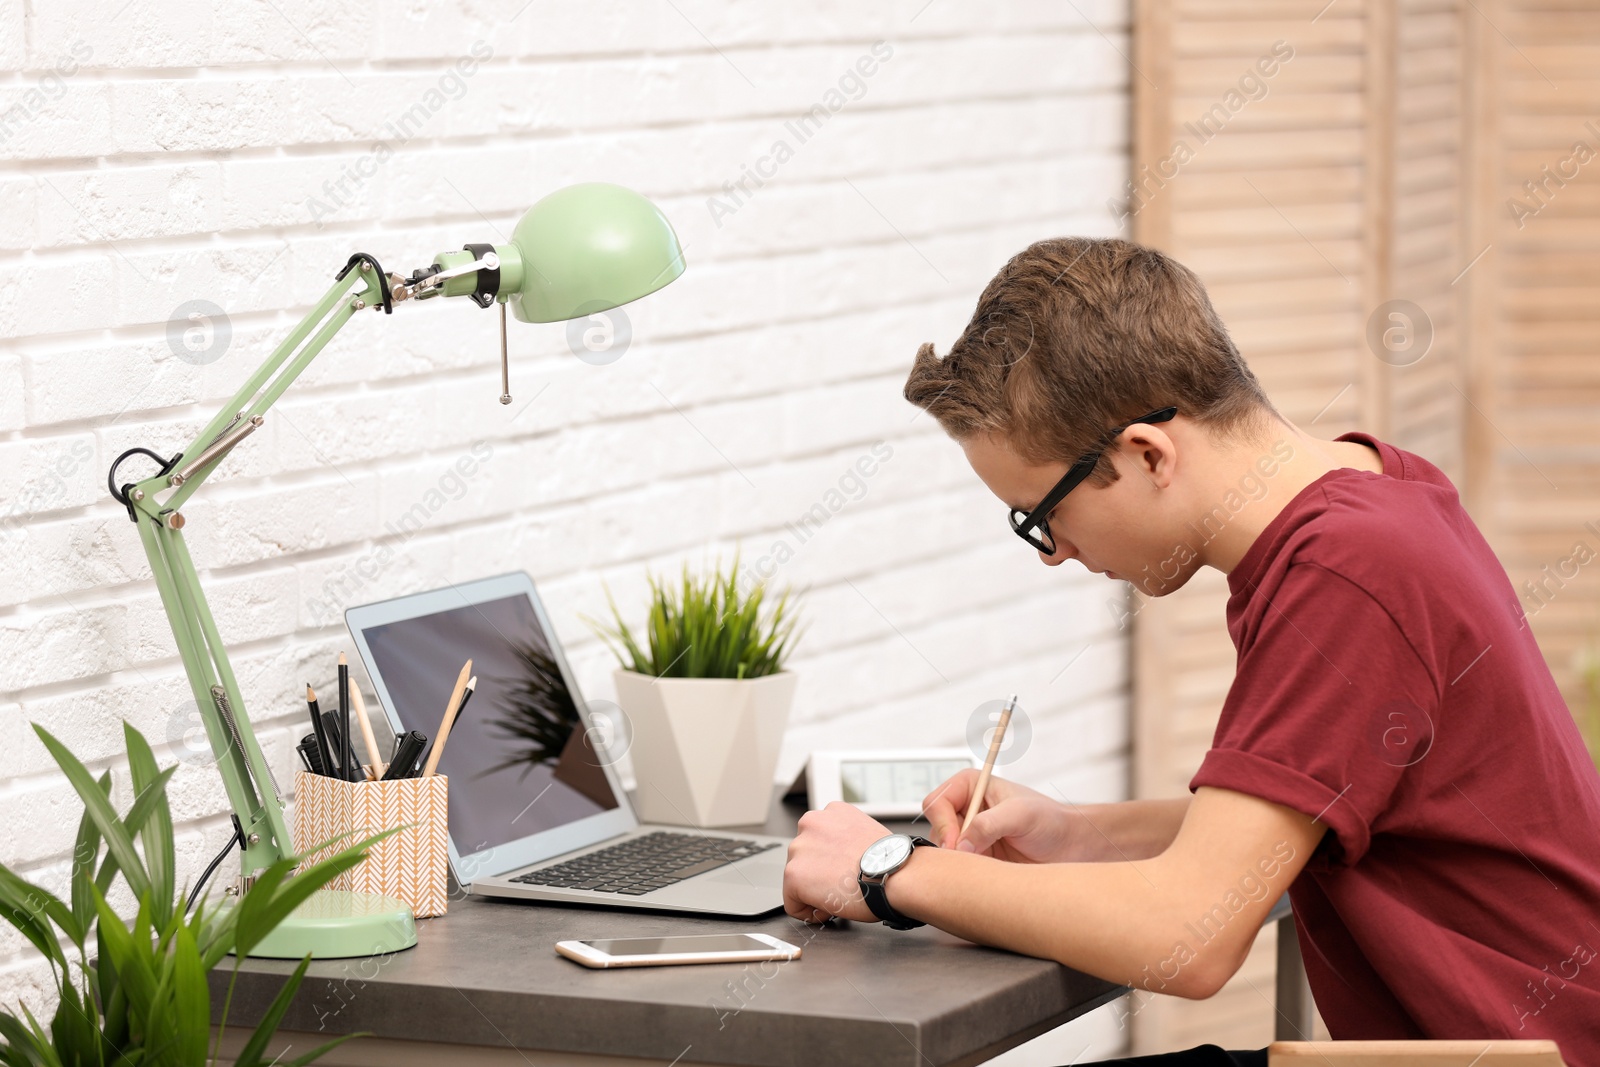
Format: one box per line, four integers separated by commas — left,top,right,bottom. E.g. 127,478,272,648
0,2,1134,1061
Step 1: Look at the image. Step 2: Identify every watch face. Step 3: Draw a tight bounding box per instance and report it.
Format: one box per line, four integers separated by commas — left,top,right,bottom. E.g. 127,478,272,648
861,834,913,877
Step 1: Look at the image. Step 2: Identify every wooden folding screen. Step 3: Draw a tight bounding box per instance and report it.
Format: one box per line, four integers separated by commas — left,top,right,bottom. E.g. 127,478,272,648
1127,0,1598,1052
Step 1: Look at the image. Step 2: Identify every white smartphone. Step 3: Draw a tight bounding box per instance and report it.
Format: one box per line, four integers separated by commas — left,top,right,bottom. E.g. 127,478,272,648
555,933,802,969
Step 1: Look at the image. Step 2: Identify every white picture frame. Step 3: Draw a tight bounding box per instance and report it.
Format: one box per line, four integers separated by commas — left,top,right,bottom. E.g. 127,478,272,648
804,748,978,818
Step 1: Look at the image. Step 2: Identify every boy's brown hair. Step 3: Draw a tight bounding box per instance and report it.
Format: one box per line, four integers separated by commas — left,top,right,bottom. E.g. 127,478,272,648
904,237,1275,485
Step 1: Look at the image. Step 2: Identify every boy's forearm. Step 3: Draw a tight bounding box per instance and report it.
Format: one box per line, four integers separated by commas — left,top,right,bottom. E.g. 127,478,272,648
874,788,1318,1000
887,845,1211,995
1065,796,1192,861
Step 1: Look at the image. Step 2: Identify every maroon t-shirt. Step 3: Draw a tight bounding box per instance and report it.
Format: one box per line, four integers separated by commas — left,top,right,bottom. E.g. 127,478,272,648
1190,433,1600,1061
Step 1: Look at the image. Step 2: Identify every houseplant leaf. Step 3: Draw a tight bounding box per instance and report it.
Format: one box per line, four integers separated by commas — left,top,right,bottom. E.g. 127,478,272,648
32,725,152,903
6,724,377,1067
92,888,158,1040
228,955,366,1067
169,923,209,1067
585,555,802,681
222,829,391,963
68,771,111,942
277,1033,369,1067
122,724,176,932
227,953,310,1067
0,1007,60,1067
0,867,72,973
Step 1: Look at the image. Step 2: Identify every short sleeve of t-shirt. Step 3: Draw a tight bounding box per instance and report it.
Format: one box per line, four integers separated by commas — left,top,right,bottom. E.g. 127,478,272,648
1190,561,1440,868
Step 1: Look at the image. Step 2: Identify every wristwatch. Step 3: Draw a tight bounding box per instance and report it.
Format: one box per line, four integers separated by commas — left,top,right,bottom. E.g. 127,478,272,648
858,833,934,929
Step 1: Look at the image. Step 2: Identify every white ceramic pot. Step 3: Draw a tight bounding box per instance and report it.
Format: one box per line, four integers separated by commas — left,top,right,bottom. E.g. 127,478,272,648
612,668,797,828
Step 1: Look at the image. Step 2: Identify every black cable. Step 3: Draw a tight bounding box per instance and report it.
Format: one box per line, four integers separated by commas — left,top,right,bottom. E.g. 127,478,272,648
185,814,245,914
107,446,182,522
335,252,393,313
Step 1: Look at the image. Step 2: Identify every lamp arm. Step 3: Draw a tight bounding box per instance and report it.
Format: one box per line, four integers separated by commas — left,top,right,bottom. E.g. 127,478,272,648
116,259,387,883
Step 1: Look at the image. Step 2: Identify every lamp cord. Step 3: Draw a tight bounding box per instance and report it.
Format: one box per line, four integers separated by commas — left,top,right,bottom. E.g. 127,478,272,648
185,813,246,914
335,253,392,313
107,446,182,523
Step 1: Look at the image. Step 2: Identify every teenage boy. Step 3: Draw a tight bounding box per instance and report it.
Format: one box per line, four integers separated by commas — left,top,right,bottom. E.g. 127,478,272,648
781,238,1600,1066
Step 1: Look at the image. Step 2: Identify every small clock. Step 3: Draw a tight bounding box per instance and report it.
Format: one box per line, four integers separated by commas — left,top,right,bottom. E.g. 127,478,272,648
801,748,979,819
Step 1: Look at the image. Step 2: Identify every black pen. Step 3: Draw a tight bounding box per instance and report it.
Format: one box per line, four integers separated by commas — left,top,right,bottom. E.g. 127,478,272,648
381,731,428,781
322,711,361,781
453,681,475,725
337,652,353,783
320,710,344,778
296,733,325,775
306,684,334,777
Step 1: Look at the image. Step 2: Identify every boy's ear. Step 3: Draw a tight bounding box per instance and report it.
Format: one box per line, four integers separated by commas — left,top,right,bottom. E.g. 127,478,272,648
1117,425,1178,490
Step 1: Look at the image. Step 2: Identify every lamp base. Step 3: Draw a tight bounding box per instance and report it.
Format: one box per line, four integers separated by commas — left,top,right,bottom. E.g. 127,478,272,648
231,889,419,960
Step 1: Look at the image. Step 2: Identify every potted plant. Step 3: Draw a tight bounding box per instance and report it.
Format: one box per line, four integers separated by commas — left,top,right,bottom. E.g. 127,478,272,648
590,560,801,827
0,721,378,1066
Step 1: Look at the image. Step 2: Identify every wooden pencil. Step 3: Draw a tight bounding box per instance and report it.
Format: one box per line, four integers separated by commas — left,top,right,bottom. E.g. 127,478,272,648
422,660,473,778
348,675,385,780
959,694,1017,839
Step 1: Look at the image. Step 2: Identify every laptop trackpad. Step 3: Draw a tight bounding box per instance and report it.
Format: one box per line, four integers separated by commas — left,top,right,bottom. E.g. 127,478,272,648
702,864,773,887
648,853,784,910
708,849,785,885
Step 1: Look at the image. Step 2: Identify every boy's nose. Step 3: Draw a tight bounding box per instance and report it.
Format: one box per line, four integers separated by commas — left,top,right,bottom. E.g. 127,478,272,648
1039,540,1075,567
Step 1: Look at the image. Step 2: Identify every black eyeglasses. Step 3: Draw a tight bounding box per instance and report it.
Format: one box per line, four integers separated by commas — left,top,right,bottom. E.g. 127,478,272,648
1007,406,1179,554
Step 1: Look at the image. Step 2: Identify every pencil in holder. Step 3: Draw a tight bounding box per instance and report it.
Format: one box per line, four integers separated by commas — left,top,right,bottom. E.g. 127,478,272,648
292,769,450,918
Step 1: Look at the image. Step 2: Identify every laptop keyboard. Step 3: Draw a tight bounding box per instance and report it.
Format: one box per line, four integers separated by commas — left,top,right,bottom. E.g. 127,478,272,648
510,831,782,896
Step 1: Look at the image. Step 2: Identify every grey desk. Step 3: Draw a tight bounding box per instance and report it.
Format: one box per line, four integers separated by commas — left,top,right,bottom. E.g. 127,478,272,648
210,795,1124,1067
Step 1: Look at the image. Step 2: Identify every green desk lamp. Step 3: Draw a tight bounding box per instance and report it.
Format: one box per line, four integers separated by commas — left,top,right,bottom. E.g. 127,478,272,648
106,182,685,959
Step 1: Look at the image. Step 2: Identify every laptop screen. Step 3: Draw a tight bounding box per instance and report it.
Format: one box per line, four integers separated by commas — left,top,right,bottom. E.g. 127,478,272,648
356,592,621,856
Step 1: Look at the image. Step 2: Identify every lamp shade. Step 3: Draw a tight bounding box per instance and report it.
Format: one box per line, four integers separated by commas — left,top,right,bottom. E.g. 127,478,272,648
506,182,686,324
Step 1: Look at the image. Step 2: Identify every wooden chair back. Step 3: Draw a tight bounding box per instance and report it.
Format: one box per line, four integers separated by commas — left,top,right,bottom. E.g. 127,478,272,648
1269,1041,1566,1067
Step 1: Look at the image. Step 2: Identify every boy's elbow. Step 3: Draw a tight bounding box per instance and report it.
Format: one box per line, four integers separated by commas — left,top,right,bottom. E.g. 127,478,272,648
1105,935,1245,1001
1169,941,1249,1000
1096,960,1224,1002
1169,960,1230,1000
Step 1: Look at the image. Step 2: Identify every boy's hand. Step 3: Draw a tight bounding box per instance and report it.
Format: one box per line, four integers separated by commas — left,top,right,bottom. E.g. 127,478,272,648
923,769,1080,862
782,801,894,923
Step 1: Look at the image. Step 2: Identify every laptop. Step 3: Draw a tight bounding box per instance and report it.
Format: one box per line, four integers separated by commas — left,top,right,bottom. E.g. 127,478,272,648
344,572,787,917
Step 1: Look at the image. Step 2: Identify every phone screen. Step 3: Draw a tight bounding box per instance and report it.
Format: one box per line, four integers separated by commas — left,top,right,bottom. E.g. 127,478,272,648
580,934,774,956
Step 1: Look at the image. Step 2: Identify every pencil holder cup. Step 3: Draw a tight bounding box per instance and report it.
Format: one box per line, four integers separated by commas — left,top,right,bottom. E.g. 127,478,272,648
292,770,450,918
